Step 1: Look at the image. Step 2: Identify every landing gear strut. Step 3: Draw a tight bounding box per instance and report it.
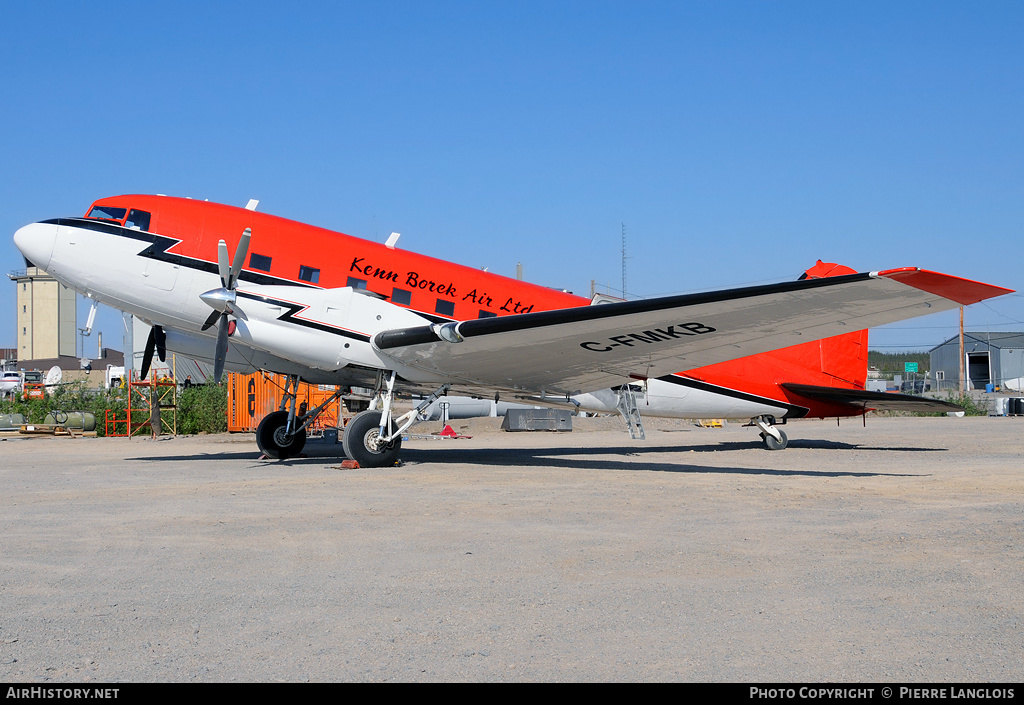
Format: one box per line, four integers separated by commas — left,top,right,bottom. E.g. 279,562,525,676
256,374,345,460
752,415,789,451
341,371,450,468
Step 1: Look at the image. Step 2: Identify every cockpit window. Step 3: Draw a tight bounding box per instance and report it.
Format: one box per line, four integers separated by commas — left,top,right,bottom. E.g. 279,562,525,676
86,206,127,222
125,209,151,231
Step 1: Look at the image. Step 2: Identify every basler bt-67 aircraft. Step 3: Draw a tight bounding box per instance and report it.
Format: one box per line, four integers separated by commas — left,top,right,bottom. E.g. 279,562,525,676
12,195,1014,465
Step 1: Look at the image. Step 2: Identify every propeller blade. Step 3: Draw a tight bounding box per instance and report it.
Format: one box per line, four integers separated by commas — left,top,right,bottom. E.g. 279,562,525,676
200,310,221,332
228,228,251,290
217,240,230,288
141,327,156,380
213,313,229,383
154,325,167,362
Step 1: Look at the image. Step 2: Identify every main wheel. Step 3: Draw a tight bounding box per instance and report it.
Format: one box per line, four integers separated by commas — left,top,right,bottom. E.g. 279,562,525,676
760,428,788,451
342,410,402,468
256,410,307,459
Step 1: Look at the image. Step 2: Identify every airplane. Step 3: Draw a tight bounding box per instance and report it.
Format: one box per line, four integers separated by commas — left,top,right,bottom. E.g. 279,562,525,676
11,195,1013,465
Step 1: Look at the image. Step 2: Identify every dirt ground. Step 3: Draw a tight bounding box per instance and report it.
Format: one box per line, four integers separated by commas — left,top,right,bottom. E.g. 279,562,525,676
1,414,1021,682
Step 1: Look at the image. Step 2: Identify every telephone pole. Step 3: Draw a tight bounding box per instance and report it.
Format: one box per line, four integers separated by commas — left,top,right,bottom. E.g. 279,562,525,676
958,306,965,395
621,223,628,300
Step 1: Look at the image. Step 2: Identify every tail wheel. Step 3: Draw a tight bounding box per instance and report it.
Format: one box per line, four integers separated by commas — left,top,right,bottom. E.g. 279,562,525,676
342,410,402,468
760,428,788,451
256,410,307,459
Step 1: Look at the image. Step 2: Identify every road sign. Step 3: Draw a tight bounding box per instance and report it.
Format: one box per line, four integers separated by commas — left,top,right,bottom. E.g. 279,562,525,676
905,362,919,373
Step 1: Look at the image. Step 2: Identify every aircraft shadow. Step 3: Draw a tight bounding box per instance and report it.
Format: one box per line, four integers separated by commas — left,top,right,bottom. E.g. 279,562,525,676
127,438,940,477
395,446,923,478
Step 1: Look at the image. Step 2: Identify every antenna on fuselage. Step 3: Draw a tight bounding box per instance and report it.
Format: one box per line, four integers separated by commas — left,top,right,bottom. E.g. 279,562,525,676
385,232,401,249
245,199,259,211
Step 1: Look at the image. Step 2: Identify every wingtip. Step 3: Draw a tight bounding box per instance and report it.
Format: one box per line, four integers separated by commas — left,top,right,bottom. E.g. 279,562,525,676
874,268,1014,306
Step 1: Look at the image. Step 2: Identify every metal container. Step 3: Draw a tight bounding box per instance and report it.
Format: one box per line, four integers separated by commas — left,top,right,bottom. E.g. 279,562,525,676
0,413,26,430
226,372,341,433
43,411,97,431
501,408,573,431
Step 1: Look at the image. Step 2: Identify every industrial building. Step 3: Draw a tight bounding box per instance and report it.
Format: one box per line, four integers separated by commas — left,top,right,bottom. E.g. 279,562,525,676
929,332,1024,391
8,266,77,361
6,266,128,386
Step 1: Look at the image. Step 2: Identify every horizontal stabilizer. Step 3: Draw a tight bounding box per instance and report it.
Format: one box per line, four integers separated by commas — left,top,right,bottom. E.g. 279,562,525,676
782,384,964,412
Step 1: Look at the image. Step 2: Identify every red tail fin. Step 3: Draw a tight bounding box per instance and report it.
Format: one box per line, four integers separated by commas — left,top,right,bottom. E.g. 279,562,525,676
690,261,870,395
799,260,868,388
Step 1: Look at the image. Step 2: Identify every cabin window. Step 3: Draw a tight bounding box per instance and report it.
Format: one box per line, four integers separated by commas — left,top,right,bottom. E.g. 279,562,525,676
347,277,367,289
86,205,127,222
298,265,320,284
478,310,497,318
391,288,412,305
125,209,151,231
249,253,272,272
435,299,455,317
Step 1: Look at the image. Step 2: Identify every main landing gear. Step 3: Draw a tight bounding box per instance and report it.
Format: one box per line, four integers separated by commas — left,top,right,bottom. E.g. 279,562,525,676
257,410,307,459
341,372,450,468
256,371,448,466
750,415,789,450
256,374,344,459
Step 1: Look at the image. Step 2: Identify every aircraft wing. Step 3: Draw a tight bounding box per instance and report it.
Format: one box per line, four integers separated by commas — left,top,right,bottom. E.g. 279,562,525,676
374,268,1012,396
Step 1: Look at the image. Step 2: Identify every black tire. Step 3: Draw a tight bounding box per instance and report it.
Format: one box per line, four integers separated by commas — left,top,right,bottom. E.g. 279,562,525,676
342,410,402,468
256,410,307,459
761,428,788,451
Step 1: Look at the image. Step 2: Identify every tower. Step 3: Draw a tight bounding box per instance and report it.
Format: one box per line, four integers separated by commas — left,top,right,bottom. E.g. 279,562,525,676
8,267,77,361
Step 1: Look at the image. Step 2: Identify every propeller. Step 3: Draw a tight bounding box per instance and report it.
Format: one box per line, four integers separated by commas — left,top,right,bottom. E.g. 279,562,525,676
199,227,251,383
140,325,167,380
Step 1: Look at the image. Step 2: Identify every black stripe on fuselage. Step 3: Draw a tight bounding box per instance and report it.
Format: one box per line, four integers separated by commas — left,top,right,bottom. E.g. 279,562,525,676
43,218,307,288
42,217,454,325
235,291,371,343
658,374,809,418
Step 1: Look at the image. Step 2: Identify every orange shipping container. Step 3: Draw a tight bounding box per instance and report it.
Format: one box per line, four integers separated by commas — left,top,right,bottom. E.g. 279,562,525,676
227,372,341,433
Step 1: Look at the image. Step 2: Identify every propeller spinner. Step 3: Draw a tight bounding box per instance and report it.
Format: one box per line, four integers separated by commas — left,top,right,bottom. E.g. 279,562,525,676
199,227,251,383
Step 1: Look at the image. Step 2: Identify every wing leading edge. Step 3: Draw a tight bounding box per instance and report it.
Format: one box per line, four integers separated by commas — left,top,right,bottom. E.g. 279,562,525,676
374,269,1012,396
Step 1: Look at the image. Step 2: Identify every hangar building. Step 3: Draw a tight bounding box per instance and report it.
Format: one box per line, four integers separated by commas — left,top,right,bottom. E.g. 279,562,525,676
929,332,1024,390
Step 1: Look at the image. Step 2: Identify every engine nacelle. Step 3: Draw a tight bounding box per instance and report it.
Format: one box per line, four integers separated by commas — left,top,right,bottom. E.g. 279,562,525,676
228,285,437,376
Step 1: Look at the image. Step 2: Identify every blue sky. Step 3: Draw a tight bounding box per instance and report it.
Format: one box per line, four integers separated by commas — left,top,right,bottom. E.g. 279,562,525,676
3,1,1022,356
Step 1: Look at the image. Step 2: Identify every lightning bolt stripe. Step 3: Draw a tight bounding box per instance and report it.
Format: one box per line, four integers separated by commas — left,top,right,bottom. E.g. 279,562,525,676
45,217,458,327
235,291,371,343
42,217,315,289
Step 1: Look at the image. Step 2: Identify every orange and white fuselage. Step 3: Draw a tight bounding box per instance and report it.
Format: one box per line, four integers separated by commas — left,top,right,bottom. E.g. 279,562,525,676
13,194,1012,434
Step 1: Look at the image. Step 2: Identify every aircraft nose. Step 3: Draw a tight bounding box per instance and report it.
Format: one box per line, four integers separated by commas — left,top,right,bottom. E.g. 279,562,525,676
13,221,57,271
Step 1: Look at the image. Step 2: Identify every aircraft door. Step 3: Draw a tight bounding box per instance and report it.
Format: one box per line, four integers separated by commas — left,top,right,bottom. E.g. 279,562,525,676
142,256,179,291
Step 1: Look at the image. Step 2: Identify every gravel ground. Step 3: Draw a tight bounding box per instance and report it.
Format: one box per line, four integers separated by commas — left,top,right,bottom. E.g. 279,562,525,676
0,415,1021,682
